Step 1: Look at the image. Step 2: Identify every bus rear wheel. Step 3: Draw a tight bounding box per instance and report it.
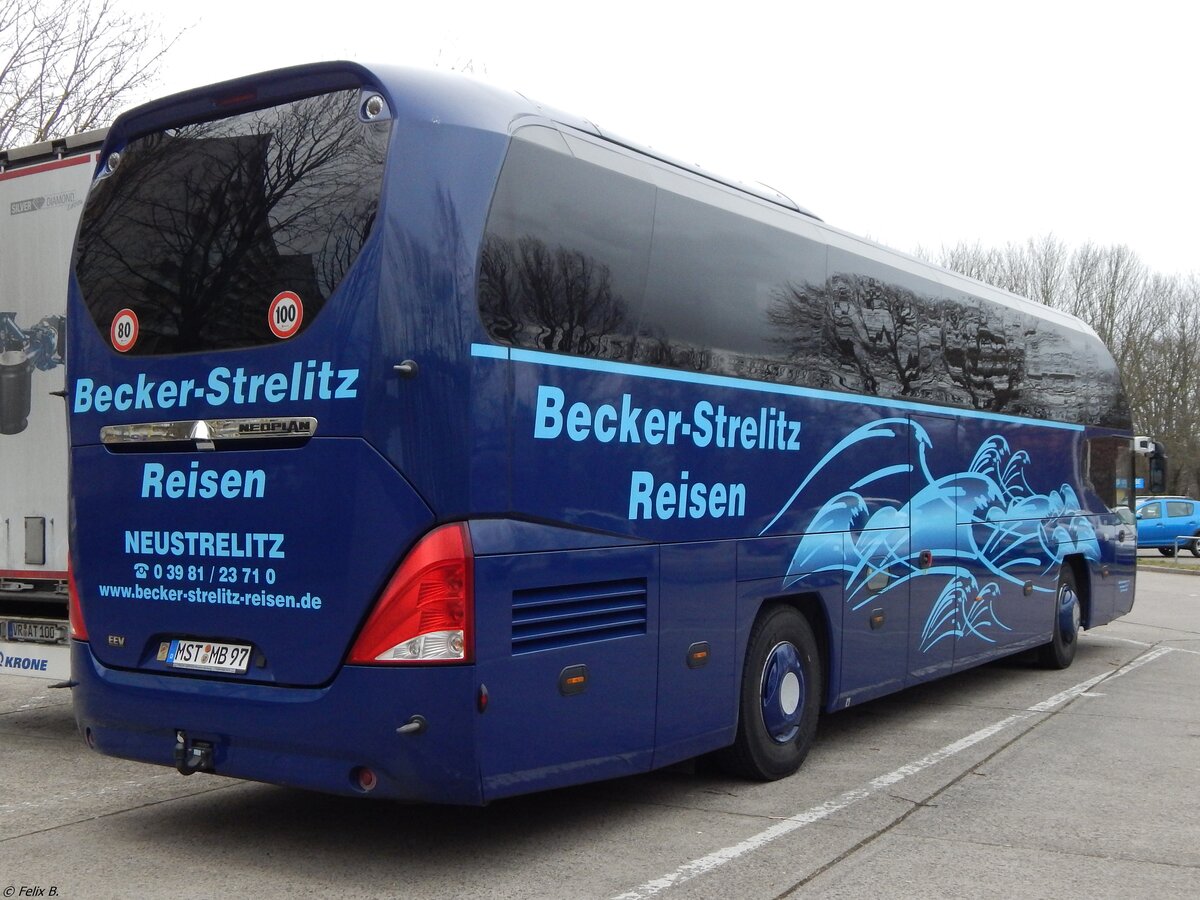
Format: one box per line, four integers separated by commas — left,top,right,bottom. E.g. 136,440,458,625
718,605,820,781
1038,567,1081,669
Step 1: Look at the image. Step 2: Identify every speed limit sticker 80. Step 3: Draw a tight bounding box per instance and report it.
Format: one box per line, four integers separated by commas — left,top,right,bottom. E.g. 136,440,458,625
110,308,139,352
268,291,304,339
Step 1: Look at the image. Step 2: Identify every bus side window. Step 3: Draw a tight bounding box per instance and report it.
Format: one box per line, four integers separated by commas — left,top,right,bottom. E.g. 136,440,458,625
479,129,654,359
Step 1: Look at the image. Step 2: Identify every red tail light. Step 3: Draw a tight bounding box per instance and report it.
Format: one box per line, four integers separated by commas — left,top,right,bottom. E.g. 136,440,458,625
68,559,88,640
348,523,473,664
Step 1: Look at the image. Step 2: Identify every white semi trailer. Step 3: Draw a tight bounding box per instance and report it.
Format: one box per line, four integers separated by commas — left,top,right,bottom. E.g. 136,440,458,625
0,129,104,681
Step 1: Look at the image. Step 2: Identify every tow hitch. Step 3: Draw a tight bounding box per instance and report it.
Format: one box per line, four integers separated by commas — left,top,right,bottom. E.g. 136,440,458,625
174,730,214,775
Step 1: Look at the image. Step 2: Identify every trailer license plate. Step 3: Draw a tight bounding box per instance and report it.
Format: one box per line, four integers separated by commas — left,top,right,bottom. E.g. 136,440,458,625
162,639,251,674
4,620,67,644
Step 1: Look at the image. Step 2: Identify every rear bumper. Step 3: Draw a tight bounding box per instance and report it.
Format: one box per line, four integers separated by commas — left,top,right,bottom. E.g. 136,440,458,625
71,641,483,804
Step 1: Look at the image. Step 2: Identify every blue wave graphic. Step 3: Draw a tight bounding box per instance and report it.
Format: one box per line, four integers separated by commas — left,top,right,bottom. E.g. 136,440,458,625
772,421,1097,652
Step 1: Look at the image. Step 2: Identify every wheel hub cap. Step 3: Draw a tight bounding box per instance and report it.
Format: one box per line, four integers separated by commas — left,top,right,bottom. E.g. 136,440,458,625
761,641,805,743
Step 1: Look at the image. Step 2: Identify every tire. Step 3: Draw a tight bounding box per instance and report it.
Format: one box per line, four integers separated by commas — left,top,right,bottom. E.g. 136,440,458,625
717,605,821,781
1158,546,1177,558
1190,534,1200,558
1038,567,1082,669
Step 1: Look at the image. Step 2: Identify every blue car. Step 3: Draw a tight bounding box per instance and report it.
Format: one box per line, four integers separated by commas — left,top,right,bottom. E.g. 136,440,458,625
1136,497,1200,556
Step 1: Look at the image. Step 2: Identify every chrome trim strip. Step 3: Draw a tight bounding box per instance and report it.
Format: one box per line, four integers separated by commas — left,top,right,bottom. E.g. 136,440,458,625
100,417,317,445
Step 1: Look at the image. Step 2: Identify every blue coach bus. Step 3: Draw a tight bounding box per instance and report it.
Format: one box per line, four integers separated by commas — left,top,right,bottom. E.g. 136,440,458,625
67,62,1136,804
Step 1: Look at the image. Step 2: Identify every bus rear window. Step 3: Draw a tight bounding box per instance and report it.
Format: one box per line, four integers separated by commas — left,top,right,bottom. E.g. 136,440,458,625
74,89,389,355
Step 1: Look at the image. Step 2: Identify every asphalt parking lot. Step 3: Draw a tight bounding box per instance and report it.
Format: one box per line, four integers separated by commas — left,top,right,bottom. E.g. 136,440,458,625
0,568,1197,899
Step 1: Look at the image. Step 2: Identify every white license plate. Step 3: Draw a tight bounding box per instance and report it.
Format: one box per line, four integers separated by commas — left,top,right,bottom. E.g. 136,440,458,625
161,639,251,674
4,620,68,644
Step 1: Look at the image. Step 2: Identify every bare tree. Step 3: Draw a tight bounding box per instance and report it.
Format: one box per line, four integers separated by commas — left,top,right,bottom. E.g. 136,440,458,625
1025,235,1068,308
1,0,175,147
920,236,1070,305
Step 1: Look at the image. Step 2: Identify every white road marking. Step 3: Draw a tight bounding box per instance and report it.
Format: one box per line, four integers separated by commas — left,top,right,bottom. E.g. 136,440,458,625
1085,635,1152,647
613,647,1178,900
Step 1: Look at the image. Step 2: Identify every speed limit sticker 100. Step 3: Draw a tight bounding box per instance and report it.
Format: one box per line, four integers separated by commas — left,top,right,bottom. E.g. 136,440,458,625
268,291,304,339
111,308,139,352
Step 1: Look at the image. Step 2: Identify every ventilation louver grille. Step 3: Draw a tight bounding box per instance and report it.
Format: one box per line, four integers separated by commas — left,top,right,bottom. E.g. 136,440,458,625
512,579,647,654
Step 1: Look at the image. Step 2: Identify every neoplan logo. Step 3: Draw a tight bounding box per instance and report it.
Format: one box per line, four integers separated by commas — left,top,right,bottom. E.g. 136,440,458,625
238,420,312,435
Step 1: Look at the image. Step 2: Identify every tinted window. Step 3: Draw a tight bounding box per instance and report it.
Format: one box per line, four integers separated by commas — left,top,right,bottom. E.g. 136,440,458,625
637,188,825,380
816,249,1130,427
1085,436,1134,509
75,89,389,354
479,128,654,358
1167,501,1194,518
478,128,1131,429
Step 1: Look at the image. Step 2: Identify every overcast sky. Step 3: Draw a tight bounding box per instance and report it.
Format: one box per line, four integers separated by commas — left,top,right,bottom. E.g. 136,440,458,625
126,0,1200,276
